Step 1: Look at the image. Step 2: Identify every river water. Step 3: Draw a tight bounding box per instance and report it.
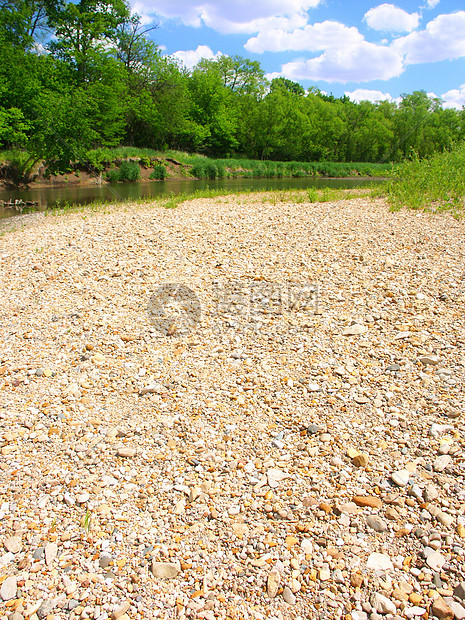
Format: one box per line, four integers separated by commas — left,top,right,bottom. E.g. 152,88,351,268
0,175,382,220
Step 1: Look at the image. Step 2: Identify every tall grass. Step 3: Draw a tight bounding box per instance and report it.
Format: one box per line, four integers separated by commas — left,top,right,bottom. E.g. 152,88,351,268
385,142,465,213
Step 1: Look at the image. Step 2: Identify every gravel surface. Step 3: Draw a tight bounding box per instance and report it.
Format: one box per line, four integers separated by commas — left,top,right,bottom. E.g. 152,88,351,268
0,194,464,620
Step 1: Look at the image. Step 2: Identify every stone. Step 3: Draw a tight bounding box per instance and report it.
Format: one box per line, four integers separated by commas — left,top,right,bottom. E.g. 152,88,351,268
267,571,280,598
44,542,57,566
3,537,21,554
419,355,440,366
282,586,296,605
352,453,369,467
404,607,426,619
151,561,181,579
431,597,454,620
453,582,465,601
37,599,56,619
366,553,393,571
267,468,288,488
448,601,465,620
1,576,17,601
426,551,446,572
117,447,136,458
370,592,396,614
112,601,131,619
342,324,367,336
353,496,382,509
433,455,452,472
366,515,388,532
391,470,409,487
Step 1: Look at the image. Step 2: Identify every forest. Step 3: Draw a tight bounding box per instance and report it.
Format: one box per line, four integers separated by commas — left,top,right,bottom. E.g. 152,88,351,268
1,0,465,180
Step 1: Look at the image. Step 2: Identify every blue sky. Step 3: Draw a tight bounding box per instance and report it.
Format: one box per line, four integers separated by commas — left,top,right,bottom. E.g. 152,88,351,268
131,0,465,107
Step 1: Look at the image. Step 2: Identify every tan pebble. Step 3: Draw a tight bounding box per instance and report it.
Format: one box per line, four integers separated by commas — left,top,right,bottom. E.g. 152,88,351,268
432,596,454,620
409,592,422,605
456,524,465,538
112,600,130,619
117,447,136,458
352,453,369,467
285,536,299,548
351,572,364,588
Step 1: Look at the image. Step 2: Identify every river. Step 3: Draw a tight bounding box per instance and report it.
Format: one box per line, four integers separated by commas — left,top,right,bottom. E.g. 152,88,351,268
0,175,383,220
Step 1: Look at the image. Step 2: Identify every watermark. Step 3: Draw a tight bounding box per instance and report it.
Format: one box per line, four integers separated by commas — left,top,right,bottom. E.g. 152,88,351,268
147,280,319,336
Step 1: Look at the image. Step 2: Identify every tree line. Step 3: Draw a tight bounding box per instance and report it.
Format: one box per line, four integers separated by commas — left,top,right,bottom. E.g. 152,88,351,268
1,0,464,175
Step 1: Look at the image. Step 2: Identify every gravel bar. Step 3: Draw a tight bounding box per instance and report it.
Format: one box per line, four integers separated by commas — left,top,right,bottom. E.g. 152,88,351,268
0,195,464,620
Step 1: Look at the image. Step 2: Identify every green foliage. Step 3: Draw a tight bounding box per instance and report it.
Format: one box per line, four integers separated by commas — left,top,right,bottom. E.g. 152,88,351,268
0,149,39,185
149,163,166,179
385,142,465,212
105,160,140,182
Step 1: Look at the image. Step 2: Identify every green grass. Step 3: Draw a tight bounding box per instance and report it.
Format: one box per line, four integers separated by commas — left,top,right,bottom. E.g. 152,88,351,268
385,142,465,214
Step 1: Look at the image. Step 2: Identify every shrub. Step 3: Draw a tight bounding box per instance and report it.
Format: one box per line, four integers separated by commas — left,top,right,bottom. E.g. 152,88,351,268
105,167,120,183
150,164,167,180
118,160,140,182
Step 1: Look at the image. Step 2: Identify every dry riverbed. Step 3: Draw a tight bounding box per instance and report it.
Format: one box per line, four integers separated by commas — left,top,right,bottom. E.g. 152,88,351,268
0,195,464,620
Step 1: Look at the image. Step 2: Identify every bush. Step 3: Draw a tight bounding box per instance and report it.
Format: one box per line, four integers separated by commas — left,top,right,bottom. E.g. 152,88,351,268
105,167,120,183
150,164,167,180
118,160,140,182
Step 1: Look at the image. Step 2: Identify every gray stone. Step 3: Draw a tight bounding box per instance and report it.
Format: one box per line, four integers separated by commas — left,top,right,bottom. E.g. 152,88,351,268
454,582,465,601
366,515,388,532
1,576,17,601
37,599,56,619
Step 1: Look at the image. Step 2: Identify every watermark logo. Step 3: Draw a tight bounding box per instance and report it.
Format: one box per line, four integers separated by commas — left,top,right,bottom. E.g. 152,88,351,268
148,280,319,336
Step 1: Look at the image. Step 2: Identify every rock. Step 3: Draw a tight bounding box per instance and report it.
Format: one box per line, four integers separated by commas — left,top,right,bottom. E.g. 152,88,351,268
433,455,452,472
431,597,454,620
3,537,21,554
319,568,331,581
342,323,367,336
448,601,465,620
419,355,440,366
267,468,288,488
391,470,410,487
454,582,465,601
370,592,396,614
37,599,56,619
76,492,90,504
404,607,426,619
117,447,136,458
352,453,369,467
151,561,181,578
366,553,393,571
112,601,130,619
353,496,382,509
424,484,439,502
426,551,446,572
366,515,388,532
267,571,280,598
307,423,323,435
282,586,296,605
1,576,17,601
429,423,453,437
44,542,57,566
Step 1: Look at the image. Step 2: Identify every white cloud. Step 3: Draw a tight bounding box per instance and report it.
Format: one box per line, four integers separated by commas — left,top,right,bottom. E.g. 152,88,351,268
245,20,364,53
171,45,223,70
425,0,440,8
131,0,321,34
393,11,465,64
273,40,404,83
364,4,419,33
345,89,393,103
441,84,465,109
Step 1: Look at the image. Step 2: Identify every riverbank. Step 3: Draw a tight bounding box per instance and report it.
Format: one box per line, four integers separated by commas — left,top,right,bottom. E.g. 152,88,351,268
0,148,392,190
1,194,464,619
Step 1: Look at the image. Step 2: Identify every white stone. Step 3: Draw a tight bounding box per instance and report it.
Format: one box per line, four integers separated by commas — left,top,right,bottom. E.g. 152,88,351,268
366,553,393,571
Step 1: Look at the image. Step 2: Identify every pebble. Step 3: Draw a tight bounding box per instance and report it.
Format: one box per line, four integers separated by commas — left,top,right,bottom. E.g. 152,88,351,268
117,447,136,458
426,551,446,572
3,536,21,554
433,455,452,472
283,586,296,605
0,576,17,601
370,592,396,614
391,469,410,487
151,561,181,579
432,596,454,620
267,571,280,598
342,323,367,336
366,553,393,571
366,515,388,532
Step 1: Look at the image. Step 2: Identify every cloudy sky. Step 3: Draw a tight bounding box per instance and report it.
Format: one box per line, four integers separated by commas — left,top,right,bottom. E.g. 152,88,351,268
131,0,465,108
